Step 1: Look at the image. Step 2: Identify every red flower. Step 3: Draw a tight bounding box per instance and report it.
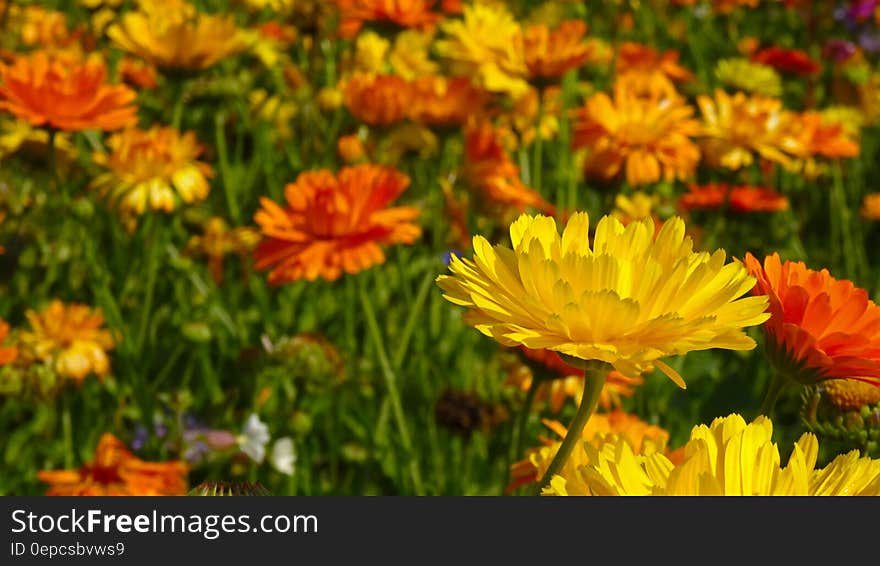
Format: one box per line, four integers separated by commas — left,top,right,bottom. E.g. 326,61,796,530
751,46,820,76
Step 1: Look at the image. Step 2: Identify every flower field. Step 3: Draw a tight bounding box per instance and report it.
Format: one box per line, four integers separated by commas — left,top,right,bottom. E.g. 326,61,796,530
2,0,880,496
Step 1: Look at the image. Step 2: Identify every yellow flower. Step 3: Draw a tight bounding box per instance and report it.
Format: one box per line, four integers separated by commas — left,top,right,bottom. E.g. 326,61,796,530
107,0,248,71
437,213,770,385
0,118,75,162
185,217,261,284
697,89,799,170
353,31,390,74
545,413,880,495
389,29,439,80
91,126,213,217
18,300,116,384
435,2,529,97
249,89,298,142
820,106,864,140
715,58,782,97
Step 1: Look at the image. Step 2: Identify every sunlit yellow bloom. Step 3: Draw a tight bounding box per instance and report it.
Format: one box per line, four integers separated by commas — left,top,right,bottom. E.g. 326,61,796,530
437,213,770,384
510,412,670,495
820,106,864,139
715,58,782,97
18,300,116,384
250,89,297,142
353,31,390,74
697,89,799,170
435,2,529,97
236,0,297,13
523,20,595,80
389,30,439,80
545,413,880,495
91,126,213,216
611,192,663,236
0,118,75,162
107,0,248,71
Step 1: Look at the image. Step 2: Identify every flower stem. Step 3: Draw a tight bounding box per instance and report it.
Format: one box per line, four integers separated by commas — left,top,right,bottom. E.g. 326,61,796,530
61,394,73,469
135,215,160,353
356,276,425,495
535,362,609,494
506,376,540,492
758,373,788,418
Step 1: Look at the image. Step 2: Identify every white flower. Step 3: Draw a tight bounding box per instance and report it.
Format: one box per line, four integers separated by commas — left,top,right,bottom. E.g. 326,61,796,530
270,437,296,476
239,413,270,463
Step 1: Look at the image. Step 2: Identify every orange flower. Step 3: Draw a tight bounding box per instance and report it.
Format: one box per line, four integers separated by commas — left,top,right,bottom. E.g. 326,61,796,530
745,252,880,387
118,58,158,90
408,75,488,127
254,164,421,283
463,120,555,214
509,346,644,412
0,320,18,366
678,183,789,213
751,46,820,76
337,133,367,163
17,6,85,53
789,112,859,160
334,0,442,38
342,73,411,126
573,79,702,186
38,434,188,496
616,42,694,83
523,20,594,80
18,300,116,384
862,193,880,220
0,51,137,132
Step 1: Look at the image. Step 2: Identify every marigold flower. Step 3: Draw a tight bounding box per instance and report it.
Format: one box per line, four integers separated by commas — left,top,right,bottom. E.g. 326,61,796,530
389,29,439,80
822,379,880,411
18,300,116,384
333,0,443,38
523,20,594,80
107,0,248,71
38,433,188,495
745,252,880,387
435,2,529,97
337,133,367,163
789,112,860,160
342,73,411,126
185,217,261,284
573,80,702,186
0,320,18,366
544,413,880,495
752,46,821,76
254,164,421,283
463,121,555,215
715,58,783,97
438,213,770,385
118,58,158,90
616,42,694,83
509,412,670,495
697,89,799,170
862,193,880,219
678,183,789,213
351,31,390,74
91,126,213,216
16,6,84,53
0,51,137,132
408,75,488,127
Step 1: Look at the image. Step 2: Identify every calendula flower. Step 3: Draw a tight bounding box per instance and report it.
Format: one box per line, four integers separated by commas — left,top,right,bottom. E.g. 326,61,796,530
0,320,18,366
715,58,783,97
389,29,439,79
91,126,214,216
616,42,694,84
501,86,561,146
185,217,260,284
352,31,390,74
0,117,76,162
678,183,789,213
862,193,880,219
342,73,411,126
697,89,799,170
107,0,248,71
337,133,367,163
788,111,860,160
118,57,158,90
822,379,880,411
254,164,421,283
17,300,116,384
409,75,488,127
38,433,188,495
438,212,770,384
752,46,821,76
435,2,529,97
510,412,671,495
573,80,702,186
248,22,298,69
16,6,84,53
745,252,880,388
523,20,595,80
333,0,443,38
463,120,555,215
0,51,137,132
819,106,864,139
544,413,880,495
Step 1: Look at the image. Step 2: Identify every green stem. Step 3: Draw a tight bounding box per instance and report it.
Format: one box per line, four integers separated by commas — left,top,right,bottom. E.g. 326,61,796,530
135,215,160,353
391,267,436,369
535,362,609,494
758,373,788,418
357,276,425,495
508,376,540,487
533,90,544,193
61,395,73,469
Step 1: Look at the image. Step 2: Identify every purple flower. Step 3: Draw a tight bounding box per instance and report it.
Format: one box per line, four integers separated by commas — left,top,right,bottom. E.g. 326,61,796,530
859,30,880,52
850,0,879,21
